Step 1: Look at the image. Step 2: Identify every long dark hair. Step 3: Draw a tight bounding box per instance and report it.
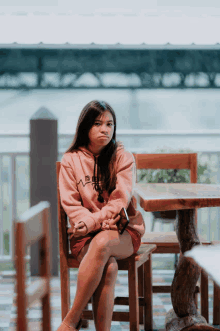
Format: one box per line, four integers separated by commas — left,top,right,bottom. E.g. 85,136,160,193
65,100,120,195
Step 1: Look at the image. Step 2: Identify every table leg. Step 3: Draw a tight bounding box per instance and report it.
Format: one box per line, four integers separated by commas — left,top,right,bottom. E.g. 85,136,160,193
165,209,218,331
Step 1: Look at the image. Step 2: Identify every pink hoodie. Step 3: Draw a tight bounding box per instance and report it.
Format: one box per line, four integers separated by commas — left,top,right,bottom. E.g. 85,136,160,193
59,143,145,238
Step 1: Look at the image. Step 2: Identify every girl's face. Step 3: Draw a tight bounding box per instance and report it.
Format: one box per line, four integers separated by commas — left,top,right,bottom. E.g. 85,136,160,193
88,110,114,152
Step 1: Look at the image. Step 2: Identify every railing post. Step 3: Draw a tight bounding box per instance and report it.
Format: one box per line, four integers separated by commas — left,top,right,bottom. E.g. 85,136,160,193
30,107,58,276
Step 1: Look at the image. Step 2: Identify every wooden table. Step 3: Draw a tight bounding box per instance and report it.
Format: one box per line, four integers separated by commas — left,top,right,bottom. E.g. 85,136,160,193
134,183,220,331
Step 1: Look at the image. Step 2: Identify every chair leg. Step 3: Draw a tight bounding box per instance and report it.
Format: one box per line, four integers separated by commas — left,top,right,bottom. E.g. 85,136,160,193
213,282,220,325
60,261,70,320
144,255,153,331
42,293,51,331
138,265,144,325
82,304,89,328
128,259,139,331
200,269,209,323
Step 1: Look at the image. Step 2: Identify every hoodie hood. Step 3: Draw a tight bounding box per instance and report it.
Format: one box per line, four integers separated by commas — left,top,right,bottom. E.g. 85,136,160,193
78,142,124,158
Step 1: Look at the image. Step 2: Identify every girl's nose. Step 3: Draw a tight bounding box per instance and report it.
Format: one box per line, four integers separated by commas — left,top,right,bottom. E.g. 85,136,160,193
101,124,108,131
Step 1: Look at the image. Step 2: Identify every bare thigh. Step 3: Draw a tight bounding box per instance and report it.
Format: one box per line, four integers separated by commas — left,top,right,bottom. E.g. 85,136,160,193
77,230,134,263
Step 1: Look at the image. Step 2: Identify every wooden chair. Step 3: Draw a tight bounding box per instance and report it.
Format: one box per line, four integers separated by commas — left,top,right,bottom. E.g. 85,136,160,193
13,201,52,331
211,240,220,326
133,153,211,321
56,161,157,331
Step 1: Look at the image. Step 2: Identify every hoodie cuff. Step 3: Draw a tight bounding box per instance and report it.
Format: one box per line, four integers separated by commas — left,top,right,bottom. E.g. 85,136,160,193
83,216,97,234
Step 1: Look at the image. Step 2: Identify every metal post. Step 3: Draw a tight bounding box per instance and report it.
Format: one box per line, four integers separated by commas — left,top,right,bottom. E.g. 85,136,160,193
30,107,58,276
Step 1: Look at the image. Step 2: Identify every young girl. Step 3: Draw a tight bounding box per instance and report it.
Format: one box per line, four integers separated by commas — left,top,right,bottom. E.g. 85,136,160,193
57,100,145,331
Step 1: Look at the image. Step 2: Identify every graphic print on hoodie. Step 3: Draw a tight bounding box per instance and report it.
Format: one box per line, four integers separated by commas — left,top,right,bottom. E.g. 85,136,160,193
59,143,145,238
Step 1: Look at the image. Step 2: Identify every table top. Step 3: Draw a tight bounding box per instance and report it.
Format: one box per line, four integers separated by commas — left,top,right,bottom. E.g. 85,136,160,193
185,245,220,287
134,183,220,212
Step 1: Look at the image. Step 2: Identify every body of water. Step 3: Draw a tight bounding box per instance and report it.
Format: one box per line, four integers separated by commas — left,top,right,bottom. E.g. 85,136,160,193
1,88,220,152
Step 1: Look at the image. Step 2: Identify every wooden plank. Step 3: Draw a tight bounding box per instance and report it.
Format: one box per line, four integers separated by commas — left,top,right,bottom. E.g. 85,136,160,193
114,296,145,306
142,232,209,244
16,222,27,331
134,183,220,212
26,278,48,307
41,210,52,331
82,310,130,321
134,153,194,170
15,201,50,247
67,257,80,268
200,270,209,323
136,244,157,268
128,258,139,330
190,154,197,183
152,285,200,294
138,265,144,324
144,256,153,331
213,282,220,325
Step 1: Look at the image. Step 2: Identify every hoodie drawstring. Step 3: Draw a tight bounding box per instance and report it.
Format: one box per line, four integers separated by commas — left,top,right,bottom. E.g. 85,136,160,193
93,156,104,203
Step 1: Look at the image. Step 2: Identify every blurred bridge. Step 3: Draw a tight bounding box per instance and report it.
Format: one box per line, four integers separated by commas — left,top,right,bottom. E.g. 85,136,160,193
1,44,220,89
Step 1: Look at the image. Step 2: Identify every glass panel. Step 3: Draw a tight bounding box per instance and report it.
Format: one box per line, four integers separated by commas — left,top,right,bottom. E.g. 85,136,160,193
16,156,30,218
199,208,209,241
210,207,219,241
0,136,29,153
0,156,3,256
2,156,10,256
58,136,73,155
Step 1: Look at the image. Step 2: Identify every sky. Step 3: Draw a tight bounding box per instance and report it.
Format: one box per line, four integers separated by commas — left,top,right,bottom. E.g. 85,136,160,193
0,0,220,44
1,0,220,16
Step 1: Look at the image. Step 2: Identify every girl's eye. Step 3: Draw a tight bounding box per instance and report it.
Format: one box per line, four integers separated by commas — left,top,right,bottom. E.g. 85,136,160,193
94,122,113,127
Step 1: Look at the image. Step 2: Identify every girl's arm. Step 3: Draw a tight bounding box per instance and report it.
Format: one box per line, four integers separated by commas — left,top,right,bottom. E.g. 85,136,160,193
59,161,97,235
90,150,136,229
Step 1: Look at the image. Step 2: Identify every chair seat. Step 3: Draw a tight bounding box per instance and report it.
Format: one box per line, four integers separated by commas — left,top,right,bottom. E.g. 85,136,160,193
117,243,157,270
141,231,210,254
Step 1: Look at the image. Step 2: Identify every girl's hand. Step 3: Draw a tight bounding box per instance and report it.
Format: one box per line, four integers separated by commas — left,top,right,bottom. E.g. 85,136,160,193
101,215,121,231
73,221,88,237
101,220,110,230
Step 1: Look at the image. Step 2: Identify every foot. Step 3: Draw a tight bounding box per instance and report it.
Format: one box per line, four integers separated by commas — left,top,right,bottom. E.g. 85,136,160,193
57,319,82,331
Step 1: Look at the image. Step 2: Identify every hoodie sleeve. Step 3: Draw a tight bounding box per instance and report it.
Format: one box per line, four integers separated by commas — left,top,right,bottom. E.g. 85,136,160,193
90,150,136,229
59,154,97,235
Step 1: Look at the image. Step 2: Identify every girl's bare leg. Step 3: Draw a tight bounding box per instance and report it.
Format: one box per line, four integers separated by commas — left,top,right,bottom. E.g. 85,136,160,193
62,230,133,329
92,256,118,331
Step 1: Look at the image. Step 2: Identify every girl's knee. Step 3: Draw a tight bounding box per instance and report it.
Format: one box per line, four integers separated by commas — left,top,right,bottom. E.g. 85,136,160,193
89,234,111,258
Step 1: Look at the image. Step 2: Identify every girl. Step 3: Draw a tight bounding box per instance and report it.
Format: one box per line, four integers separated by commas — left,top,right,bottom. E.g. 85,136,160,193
58,100,145,331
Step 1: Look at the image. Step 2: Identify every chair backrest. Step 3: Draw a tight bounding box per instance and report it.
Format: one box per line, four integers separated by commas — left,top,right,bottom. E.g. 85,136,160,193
56,161,80,268
14,201,51,331
133,153,197,183
133,153,198,224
